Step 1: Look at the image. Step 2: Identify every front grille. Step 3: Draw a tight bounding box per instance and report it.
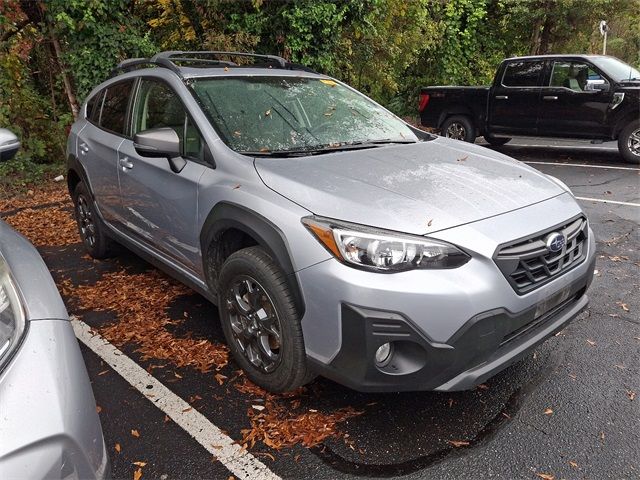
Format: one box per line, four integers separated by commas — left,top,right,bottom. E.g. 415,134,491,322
494,216,588,295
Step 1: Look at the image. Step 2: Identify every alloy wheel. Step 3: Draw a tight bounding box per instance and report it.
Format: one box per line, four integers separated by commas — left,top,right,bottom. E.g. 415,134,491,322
445,122,466,140
225,275,282,373
76,194,96,247
627,127,640,157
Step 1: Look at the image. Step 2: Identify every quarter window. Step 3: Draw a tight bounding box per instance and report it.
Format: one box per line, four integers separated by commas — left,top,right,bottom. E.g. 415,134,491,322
502,61,544,87
99,80,134,135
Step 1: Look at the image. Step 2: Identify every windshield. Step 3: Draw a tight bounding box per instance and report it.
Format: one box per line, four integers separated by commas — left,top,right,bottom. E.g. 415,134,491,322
591,56,640,81
190,76,418,154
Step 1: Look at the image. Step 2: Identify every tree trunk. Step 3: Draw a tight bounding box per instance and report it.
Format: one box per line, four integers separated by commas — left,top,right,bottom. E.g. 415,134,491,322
50,33,79,119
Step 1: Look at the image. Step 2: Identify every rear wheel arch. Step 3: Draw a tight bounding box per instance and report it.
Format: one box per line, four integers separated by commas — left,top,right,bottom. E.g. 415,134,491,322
200,202,305,316
438,106,475,129
67,154,93,199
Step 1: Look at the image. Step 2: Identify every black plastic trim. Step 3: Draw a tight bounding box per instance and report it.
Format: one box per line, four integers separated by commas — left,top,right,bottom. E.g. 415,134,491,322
199,202,305,316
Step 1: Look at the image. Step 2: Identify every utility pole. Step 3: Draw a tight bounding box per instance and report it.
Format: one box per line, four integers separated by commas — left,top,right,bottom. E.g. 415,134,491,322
599,20,609,55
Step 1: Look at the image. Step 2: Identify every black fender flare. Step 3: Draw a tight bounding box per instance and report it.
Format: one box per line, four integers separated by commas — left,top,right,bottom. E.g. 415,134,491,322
66,153,94,199
437,106,475,129
199,202,305,316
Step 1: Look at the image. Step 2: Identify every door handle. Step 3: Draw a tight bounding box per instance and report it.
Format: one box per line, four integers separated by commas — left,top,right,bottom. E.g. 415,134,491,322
119,156,133,170
495,95,509,100
543,95,558,101
79,143,89,155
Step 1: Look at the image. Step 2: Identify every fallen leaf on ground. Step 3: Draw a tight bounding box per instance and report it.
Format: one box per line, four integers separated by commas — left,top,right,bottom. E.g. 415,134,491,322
131,429,140,438
618,302,630,312
215,373,227,385
115,443,121,453
133,461,147,467
252,405,265,411
569,461,578,468
447,440,470,447
586,339,596,346
627,390,636,401
536,473,555,480
133,468,143,480
544,408,553,415
98,370,110,376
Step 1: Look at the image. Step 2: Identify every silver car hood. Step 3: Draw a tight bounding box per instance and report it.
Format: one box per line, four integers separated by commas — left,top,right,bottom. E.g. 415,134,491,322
255,137,564,235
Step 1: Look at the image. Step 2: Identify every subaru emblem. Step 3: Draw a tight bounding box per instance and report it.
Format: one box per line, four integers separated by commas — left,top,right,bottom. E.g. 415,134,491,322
546,232,566,253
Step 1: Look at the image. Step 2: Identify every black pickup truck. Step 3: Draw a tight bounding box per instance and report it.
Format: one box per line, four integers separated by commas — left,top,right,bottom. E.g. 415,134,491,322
419,54,640,163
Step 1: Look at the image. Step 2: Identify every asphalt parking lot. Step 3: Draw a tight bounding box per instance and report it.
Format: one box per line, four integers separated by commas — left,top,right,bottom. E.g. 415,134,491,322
2,138,638,480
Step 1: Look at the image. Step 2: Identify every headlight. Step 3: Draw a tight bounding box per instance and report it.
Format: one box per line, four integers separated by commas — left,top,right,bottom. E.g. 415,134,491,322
302,216,470,272
0,256,26,370
546,174,574,197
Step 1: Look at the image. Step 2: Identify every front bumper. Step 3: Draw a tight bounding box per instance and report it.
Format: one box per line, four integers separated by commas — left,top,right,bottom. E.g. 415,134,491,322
297,196,596,392
0,319,109,480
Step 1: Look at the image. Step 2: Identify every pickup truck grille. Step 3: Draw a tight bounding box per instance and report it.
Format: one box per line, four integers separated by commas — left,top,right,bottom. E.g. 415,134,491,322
494,216,588,295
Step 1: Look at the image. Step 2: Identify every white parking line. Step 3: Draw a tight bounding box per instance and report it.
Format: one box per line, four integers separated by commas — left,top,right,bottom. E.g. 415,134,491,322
526,161,640,171
71,317,280,480
575,196,640,207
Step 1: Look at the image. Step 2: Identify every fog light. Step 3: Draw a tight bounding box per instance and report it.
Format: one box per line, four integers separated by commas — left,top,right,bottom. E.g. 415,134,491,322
375,342,393,366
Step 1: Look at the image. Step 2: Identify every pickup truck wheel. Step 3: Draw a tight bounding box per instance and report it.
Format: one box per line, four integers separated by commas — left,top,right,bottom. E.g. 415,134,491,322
484,134,511,146
72,181,114,259
441,116,476,143
218,246,315,393
618,120,640,164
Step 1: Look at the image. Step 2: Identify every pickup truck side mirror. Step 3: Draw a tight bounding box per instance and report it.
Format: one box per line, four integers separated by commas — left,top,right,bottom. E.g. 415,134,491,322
134,127,186,173
585,80,610,93
0,128,20,162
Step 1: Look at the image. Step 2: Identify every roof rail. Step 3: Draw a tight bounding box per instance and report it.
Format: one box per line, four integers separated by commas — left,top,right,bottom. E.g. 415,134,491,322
151,50,288,68
109,57,183,78
110,51,318,79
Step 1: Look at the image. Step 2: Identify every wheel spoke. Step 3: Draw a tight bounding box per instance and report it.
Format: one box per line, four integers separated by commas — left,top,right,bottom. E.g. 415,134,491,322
225,274,283,373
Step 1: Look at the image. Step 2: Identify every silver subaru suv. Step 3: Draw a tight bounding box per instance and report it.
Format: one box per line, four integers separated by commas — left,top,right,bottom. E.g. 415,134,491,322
66,51,596,393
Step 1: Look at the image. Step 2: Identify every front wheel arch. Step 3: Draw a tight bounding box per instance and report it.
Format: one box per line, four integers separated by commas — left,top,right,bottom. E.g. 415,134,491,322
199,202,305,316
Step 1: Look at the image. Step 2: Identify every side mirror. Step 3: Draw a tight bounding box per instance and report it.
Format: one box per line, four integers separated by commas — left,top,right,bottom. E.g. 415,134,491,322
134,127,181,158
0,128,20,162
133,127,186,173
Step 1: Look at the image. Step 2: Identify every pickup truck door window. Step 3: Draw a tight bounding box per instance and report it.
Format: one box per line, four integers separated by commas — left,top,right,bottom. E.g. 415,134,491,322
117,78,207,273
81,81,133,226
538,61,612,137
490,60,544,134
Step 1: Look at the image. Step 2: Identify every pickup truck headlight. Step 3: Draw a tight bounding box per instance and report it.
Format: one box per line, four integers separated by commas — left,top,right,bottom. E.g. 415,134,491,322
302,216,470,272
0,256,26,370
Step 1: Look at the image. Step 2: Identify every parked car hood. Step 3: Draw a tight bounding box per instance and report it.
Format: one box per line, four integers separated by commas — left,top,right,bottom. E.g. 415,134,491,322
254,137,565,235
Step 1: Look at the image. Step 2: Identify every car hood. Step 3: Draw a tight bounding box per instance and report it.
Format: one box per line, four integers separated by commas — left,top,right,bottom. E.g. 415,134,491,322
254,137,565,235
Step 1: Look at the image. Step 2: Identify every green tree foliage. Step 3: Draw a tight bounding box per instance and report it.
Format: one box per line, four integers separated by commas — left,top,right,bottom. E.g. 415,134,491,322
1,0,639,165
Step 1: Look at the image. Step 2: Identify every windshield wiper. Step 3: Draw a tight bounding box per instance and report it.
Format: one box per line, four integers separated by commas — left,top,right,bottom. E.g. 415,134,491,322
241,139,417,158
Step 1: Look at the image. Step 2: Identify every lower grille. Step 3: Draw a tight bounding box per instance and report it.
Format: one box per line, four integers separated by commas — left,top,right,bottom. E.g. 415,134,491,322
494,216,588,295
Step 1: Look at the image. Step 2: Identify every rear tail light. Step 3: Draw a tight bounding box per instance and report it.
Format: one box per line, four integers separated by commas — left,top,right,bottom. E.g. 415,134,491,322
418,93,430,112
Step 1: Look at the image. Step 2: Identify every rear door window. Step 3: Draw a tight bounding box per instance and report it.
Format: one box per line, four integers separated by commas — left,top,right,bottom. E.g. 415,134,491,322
502,61,544,87
99,80,134,135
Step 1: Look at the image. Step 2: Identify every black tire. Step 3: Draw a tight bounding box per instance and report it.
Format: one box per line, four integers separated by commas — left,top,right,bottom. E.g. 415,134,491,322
618,120,640,164
72,182,114,259
441,115,476,143
217,246,314,393
484,134,511,146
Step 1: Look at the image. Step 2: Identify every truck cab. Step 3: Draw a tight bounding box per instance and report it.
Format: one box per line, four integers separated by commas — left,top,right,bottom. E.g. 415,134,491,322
419,55,640,163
